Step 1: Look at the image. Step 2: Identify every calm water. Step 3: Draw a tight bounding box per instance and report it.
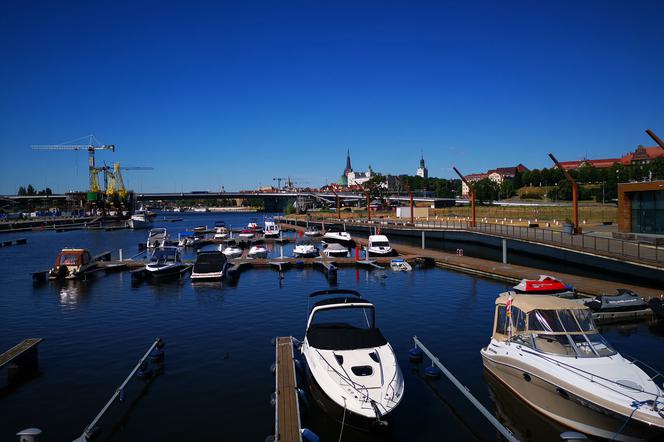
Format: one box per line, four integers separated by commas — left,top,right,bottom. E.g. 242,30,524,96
1,213,663,441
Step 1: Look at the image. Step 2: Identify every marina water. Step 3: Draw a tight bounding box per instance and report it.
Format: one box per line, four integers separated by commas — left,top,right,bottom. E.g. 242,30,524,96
1,212,663,441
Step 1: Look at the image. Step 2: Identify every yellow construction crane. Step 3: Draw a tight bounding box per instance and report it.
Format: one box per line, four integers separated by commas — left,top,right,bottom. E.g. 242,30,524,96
101,163,153,199
32,134,115,194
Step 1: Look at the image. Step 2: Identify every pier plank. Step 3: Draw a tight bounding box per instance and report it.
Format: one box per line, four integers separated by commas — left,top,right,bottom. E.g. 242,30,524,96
275,337,301,442
0,338,43,369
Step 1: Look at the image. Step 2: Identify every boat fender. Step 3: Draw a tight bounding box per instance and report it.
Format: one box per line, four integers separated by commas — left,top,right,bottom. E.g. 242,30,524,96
270,392,276,406
136,361,152,378
424,365,442,380
156,339,166,349
297,388,310,409
149,348,164,362
408,347,423,363
118,387,125,403
270,363,276,374
293,359,303,373
301,428,320,442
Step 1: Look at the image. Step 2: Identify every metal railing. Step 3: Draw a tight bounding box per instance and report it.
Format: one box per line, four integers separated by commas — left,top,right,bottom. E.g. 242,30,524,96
277,216,663,265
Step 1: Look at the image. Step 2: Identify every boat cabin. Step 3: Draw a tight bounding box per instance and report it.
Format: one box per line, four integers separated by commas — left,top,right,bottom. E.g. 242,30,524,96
368,235,390,248
306,295,387,351
492,294,616,358
54,248,92,268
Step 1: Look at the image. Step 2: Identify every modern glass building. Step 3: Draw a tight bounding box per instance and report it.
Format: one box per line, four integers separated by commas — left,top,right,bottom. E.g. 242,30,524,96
618,181,664,234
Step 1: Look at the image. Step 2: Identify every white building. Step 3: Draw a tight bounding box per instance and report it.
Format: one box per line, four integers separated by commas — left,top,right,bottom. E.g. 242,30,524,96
348,165,375,186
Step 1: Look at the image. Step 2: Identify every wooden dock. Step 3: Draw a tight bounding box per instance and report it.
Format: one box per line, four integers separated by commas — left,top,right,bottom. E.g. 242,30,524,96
0,338,43,383
274,337,302,442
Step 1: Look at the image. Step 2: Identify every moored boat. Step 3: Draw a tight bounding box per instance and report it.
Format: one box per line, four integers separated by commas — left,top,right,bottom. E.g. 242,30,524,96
304,225,322,237
191,251,227,281
49,248,98,279
263,218,280,238
322,243,349,258
248,239,268,259
145,246,188,278
481,294,664,441
390,258,412,272
293,238,318,258
513,275,574,298
301,289,404,427
584,289,653,324
322,226,353,247
222,240,243,259
366,235,395,257
127,210,153,229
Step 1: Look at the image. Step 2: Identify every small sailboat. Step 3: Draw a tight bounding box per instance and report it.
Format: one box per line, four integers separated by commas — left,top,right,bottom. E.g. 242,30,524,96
390,258,412,272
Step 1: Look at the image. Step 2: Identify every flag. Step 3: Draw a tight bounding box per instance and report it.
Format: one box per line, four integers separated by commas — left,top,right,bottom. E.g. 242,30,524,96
506,294,512,318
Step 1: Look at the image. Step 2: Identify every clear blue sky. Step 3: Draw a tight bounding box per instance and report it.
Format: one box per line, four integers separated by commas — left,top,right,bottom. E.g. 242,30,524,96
2,0,664,194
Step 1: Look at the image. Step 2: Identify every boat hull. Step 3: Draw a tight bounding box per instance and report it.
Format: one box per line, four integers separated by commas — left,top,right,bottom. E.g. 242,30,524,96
367,249,396,258
481,352,663,442
128,219,152,229
146,264,188,278
323,251,349,258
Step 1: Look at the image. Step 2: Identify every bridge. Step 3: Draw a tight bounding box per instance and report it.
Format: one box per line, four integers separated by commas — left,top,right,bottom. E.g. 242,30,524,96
2,191,455,211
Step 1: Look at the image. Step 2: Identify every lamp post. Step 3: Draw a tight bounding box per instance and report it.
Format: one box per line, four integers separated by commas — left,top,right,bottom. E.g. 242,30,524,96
453,167,476,228
548,153,580,234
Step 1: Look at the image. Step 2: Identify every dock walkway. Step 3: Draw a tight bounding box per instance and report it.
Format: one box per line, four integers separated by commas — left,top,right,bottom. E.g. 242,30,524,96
281,222,664,300
274,337,302,442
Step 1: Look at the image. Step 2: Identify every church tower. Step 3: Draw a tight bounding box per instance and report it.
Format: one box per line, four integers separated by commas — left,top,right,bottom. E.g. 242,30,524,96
416,152,428,178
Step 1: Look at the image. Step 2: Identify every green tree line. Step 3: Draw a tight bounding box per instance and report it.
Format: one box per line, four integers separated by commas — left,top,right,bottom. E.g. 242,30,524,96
17,185,53,196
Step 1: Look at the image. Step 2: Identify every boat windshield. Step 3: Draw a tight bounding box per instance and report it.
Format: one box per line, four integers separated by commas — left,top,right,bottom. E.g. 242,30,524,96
59,253,81,265
509,308,616,358
370,241,390,247
310,306,375,330
151,249,177,263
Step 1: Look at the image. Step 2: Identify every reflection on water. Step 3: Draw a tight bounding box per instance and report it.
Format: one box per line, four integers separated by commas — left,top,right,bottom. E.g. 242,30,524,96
55,280,89,306
484,370,565,442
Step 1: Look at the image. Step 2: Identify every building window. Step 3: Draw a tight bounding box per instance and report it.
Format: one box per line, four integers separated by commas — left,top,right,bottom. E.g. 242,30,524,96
631,190,664,234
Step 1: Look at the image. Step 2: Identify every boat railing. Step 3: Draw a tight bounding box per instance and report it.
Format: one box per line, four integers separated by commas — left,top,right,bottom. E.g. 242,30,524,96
522,347,663,401
624,354,664,389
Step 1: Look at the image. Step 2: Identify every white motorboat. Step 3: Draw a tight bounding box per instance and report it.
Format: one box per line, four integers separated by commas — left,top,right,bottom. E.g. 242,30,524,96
127,210,153,229
222,240,243,259
304,225,322,237
293,238,318,258
301,289,404,426
145,246,188,278
264,218,280,238
248,239,268,259
49,248,98,279
481,294,664,441
238,229,255,239
147,228,168,248
178,232,194,247
366,235,395,257
191,251,227,281
390,258,412,272
322,227,353,247
213,226,229,240
322,243,349,258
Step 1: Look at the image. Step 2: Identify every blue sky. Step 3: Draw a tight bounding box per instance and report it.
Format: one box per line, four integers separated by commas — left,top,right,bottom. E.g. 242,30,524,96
1,0,664,194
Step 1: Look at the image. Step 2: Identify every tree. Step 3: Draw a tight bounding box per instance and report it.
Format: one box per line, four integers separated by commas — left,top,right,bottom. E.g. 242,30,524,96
473,178,500,203
17,186,27,196
26,184,36,196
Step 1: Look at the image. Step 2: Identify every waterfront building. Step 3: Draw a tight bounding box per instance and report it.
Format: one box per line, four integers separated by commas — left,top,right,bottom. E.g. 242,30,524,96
617,180,664,234
416,153,428,178
461,164,528,197
557,144,664,171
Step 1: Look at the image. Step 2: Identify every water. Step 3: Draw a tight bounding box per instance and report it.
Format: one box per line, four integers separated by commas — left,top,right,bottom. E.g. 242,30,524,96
1,212,663,441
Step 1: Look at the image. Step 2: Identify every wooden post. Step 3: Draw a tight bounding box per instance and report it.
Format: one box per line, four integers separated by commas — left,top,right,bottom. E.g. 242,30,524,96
366,193,371,221
410,191,414,224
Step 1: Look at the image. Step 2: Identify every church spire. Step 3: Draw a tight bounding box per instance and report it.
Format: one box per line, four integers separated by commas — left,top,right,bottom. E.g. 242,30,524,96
344,149,352,176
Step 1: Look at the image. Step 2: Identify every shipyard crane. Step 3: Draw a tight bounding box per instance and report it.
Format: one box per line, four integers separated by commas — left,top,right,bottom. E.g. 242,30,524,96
99,163,154,199
32,134,115,194
273,177,286,189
